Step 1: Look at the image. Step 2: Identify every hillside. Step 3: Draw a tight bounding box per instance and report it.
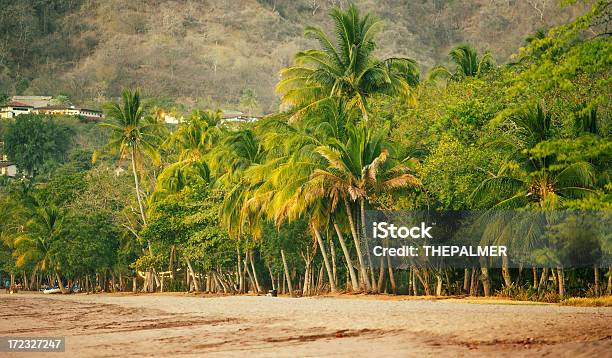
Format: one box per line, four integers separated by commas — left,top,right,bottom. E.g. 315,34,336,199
0,0,588,113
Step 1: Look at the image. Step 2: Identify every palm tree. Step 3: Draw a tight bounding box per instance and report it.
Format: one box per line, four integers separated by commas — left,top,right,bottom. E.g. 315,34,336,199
429,44,493,81
276,4,419,120
472,104,596,209
95,88,164,227
156,110,222,194
472,104,596,292
11,204,68,293
308,124,420,291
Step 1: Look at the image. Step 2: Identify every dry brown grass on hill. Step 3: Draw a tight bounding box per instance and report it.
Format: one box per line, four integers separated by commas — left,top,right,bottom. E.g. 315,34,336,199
2,0,588,113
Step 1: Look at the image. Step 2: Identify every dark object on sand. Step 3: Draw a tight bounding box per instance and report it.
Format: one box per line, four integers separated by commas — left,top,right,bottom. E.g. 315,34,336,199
268,289,277,297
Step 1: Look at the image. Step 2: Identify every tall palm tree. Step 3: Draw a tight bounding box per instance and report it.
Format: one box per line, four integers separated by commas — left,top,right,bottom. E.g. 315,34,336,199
95,88,164,227
276,4,420,120
429,44,493,81
307,124,420,291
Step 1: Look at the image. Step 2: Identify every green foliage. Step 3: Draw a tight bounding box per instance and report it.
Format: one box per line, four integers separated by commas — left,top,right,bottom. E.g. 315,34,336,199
276,4,420,118
4,114,74,177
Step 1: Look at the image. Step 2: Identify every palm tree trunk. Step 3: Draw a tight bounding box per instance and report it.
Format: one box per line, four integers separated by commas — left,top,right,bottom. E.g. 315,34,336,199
333,221,359,291
130,147,158,290
130,148,147,226
343,197,371,291
502,255,511,287
313,228,336,293
249,250,262,294
360,198,376,289
387,255,396,294
594,265,600,296
607,266,611,296
56,271,68,294
538,267,549,292
480,262,491,297
244,251,255,293
267,264,275,291
280,249,293,296
330,240,337,287
237,246,244,293
377,256,385,293
557,266,565,297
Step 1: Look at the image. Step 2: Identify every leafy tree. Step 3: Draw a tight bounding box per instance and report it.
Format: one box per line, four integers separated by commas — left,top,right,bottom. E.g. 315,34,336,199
4,114,74,177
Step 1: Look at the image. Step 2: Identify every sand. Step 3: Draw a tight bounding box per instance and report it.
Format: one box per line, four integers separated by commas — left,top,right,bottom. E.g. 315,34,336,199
0,292,610,357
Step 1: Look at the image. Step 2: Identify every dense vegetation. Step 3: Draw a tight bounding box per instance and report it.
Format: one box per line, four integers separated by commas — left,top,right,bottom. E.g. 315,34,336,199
0,0,587,112
0,2,610,301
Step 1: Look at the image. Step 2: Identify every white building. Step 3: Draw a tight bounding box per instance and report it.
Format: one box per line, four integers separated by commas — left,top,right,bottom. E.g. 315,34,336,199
33,105,102,120
0,162,17,177
0,101,34,119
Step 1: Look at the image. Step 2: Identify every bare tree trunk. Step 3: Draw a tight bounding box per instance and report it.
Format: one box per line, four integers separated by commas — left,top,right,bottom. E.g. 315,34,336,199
132,277,137,293
185,256,200,292
411,267,417,296
244,251,254,293
236,246,244,293
249,250,262,294
594,265,600,296
532,266,538,288
333,221,359,292
435,274,442,296
329,240,337,288
557,267,565,297
387,255,396,294
343,198,371,291
281,249,293,296
313,228,336,293
376,256,385,293
607,266,611,296
131,148,148,227
302,260,310,296
414,267,431,295
538,267,549,293
360,198,376,289
502,255,512,287
316,265,325,294
56,272,68,294
463,268,470,294
480,265,491,297
267,264,275,290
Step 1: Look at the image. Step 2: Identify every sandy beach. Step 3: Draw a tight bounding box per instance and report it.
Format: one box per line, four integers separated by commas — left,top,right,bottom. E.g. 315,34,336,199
0,292,610,357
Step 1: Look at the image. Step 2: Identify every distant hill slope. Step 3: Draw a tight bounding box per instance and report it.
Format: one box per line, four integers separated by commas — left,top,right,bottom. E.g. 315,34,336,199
0,0,588,113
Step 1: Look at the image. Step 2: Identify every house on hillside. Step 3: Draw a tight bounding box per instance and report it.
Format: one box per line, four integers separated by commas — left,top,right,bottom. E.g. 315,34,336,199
1,96,103,121
0,161,16,177
34,106,103,121
0,101,34,119
0,150,16,177
11,95,53,108
219,110,259,125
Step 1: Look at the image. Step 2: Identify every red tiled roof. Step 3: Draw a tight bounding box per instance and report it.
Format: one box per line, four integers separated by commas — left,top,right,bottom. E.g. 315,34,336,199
4,101,33,107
